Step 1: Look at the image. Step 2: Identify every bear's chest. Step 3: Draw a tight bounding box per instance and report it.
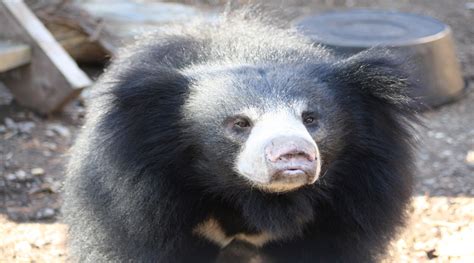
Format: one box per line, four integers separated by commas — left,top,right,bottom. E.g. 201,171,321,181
193,217,275,248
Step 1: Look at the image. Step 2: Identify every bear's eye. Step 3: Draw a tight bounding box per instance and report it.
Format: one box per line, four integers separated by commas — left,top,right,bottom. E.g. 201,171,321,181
304,116,314,124
302,112,318,126
224,116,253,136
234,118,251,128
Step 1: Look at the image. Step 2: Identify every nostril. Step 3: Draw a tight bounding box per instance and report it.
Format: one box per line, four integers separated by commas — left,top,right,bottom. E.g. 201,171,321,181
276,151,314,162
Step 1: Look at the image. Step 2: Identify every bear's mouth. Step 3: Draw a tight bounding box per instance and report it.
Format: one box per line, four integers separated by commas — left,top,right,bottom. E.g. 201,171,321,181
280,168,306,176
278,169,307,179
271,166,318,184
237,147,321,193
243,164,319,193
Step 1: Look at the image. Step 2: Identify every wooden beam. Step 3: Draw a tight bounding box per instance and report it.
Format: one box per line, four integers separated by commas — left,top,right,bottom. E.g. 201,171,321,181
0,0,92,114
0,41,31,73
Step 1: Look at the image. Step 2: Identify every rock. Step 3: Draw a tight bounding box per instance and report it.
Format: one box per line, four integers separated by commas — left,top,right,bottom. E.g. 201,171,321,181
423,178,437,185
466,150,474,165
31,167,45,176
47,123,71,138
16,121,36,134
5,170,35,182
36,208,56,220
43,176,54,184
6,173,17,181
28,183,58,195
14,170,33,182
4,117,17,130
42,142,58,151
0,124,6,133
45,129,56,137
440,150,452,157
434,132,445,139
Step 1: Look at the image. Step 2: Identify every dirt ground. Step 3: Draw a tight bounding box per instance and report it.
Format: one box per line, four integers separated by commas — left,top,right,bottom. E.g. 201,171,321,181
1,0,473,262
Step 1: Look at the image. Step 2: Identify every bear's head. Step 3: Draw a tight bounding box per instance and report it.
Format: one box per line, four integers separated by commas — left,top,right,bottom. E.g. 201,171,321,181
180,53,414,194
109,50,414,196
182,62,347,193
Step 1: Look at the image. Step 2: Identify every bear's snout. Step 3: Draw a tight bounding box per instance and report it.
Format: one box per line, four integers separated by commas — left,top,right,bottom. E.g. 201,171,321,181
264,136,319,184
234,110,322,192
265,136,316,163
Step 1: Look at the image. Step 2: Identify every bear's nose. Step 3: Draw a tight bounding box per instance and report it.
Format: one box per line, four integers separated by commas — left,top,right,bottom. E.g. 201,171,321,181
265,137,316,163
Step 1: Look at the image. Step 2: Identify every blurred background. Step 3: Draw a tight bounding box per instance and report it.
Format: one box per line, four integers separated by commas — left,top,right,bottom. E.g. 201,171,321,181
0,0,473,262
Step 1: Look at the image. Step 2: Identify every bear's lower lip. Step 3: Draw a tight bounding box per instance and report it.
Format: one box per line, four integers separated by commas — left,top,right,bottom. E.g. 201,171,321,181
246,166,319,193
271,167,316,184
259,169,317,193
279,169,306,177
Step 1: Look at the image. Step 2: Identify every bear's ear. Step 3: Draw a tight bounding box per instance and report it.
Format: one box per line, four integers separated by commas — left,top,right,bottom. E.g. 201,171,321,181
330,50,418,111
110,66,189,110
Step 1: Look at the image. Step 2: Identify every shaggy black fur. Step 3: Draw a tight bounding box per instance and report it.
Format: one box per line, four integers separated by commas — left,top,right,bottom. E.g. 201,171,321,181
64,11,418,263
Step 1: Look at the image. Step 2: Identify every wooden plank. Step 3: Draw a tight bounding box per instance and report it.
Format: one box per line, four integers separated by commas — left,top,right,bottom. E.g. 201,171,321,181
0,0,92,114
0,41,31,72
4,1,92,89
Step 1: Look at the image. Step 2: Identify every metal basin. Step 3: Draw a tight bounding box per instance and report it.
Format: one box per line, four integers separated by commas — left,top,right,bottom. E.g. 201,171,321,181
295,10,465,108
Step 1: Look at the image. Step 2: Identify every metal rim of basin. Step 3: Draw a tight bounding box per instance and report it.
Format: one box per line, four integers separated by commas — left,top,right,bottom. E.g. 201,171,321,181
294,9,452,48
294,9,466,109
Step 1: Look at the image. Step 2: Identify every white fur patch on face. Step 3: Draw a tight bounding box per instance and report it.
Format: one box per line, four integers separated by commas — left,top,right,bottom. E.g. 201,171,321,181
235,106,321,192
192,217,275,248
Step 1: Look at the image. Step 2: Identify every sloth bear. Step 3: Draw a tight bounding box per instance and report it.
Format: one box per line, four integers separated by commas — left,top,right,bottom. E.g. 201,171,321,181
64,11,417,263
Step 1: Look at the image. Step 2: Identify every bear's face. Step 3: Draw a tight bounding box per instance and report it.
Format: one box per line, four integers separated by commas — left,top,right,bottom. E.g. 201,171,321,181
183,63,347,193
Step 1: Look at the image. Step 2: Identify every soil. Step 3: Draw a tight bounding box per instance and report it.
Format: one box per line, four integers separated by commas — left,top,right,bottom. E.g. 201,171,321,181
1,0,473,262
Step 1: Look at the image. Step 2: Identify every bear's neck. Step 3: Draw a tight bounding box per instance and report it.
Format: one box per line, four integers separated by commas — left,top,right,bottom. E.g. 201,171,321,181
193,190,315,247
